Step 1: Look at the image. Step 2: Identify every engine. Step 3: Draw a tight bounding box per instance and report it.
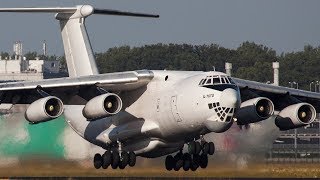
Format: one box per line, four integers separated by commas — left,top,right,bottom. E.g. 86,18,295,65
275,103,316,130
25,96,64,123
83,93,122,120
235,97,274,125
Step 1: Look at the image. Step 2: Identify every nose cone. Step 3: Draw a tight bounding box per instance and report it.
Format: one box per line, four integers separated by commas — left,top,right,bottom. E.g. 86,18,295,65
220,88,241,108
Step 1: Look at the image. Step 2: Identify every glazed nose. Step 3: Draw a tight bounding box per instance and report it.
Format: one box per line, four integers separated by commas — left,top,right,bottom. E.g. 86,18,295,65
220,88,241,108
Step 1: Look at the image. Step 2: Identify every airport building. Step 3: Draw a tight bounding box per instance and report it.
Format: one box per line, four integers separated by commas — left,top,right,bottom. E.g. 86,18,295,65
0,42,65,82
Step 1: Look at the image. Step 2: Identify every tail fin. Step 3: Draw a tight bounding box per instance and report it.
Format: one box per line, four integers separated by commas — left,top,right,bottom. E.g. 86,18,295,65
0,5,159,77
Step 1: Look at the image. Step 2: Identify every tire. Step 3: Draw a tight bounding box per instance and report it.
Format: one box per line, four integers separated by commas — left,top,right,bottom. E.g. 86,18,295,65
93,153,102,169
193,154,200,165
119,152,129,169
183,159,191,171
111,151,120,169
128,151,136,167
190,161,199,171
101,151,112,169
208,142,215,155
199,154,208,169
175,159,183,171
165,155,174,171
202,142,209,155
195,142,201,155
188,141,196,154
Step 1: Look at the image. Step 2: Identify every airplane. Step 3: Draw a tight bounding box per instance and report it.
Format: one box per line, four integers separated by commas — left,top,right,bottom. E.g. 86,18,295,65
0,5,319,171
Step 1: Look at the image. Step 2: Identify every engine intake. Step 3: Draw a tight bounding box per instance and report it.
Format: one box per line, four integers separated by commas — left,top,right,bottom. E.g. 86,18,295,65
235,97,274,125
83,93,122,120
275,103,316,130
25,96,64,123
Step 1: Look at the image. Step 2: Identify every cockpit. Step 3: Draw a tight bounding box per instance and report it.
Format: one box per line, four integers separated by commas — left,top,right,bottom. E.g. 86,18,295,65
198,75,236,86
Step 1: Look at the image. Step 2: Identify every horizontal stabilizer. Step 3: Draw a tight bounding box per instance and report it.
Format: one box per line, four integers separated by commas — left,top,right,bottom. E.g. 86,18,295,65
0,5,159,18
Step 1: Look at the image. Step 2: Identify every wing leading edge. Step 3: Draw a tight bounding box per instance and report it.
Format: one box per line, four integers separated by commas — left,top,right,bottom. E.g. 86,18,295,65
0,70,153,105
234,78,320,111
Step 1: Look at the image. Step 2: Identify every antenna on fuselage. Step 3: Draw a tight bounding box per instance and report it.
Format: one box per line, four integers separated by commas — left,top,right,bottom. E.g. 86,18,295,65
212,66,216,71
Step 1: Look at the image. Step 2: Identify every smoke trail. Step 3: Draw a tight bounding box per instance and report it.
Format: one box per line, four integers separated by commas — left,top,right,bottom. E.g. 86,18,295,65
0,113,30,167
204,116,280,168
60,125,105,161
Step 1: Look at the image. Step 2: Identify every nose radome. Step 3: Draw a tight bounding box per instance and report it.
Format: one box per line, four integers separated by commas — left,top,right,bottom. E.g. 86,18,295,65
220,88,240,108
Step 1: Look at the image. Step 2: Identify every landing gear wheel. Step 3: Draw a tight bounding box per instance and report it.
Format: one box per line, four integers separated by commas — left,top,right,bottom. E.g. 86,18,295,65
190,161,199,171
111,151,120,169
128,151,136,167
101,151,112,169
195,141,201,155
119,152,129,169
208,142,215,155
182,154,191,171
165,155,175,171
199,154,208,169
202,142,209,155
188,141,196,154
93,153,102,169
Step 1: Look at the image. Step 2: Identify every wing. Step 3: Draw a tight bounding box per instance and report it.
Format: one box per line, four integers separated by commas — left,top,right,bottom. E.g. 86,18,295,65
233,78,320,111
0,70,153,106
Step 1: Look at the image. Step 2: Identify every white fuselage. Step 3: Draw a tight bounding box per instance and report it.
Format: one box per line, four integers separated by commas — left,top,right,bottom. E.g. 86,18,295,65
64,70,241,158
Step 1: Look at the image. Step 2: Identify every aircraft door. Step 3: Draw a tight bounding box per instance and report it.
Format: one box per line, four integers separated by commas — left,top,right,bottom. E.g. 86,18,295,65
171,95,182,122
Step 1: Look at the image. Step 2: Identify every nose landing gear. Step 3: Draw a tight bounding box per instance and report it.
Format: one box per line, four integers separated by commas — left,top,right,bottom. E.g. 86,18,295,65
165,140,215,171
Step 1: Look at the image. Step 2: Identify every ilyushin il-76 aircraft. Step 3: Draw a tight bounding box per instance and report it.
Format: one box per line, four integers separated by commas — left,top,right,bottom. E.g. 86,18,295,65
0,5,319,171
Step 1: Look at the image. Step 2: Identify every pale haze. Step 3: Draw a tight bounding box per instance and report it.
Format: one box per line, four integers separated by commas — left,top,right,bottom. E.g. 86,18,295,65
0,0,319,56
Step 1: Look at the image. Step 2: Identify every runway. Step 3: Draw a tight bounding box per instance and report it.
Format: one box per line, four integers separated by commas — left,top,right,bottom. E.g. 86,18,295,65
0,159,319,178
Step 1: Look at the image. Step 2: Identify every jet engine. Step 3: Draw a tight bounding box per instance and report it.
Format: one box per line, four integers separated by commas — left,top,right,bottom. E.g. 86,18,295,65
235,97,274,125
275,103,316,130
83,93,122,120
25,96,64,123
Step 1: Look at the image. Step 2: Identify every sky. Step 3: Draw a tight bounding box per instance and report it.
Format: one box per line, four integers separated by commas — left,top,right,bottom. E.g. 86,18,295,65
0,0,319,56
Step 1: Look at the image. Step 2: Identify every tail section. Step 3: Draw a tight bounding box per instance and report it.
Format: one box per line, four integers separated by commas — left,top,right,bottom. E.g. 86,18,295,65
0,5,159,77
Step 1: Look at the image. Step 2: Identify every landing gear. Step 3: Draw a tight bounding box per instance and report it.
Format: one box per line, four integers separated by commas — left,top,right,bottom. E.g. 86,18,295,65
93,150,136,170
165,140,215,171
93,153,103,169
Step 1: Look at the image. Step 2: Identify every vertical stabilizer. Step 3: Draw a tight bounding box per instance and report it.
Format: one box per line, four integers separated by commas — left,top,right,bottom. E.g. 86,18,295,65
55,6,99,77
0,5,159,77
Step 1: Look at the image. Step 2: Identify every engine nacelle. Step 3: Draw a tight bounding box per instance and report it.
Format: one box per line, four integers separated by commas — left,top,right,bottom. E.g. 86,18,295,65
275,103,316,130
83,93,122,120
25,96,64,123
235,97,274,125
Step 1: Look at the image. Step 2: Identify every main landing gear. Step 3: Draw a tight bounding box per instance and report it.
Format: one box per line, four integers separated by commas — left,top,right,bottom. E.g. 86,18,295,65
93,151,136,170
93,141,136,170
165,140,215,171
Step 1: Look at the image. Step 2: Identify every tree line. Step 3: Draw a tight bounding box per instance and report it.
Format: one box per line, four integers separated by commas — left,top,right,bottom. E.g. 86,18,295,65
95,42,320,91
1,41,320,90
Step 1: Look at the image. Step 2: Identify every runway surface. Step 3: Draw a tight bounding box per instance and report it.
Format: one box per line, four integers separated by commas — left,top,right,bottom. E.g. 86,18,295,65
0,159,319,178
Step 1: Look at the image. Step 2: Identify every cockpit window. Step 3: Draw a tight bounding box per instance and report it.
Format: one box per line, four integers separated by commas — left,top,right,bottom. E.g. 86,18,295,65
228,77,236,84
199,75,236,86
213,76,220,84
221,77,226,84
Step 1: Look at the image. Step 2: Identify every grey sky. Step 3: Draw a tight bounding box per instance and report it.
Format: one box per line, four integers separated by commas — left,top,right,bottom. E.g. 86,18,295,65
0,0,319,56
